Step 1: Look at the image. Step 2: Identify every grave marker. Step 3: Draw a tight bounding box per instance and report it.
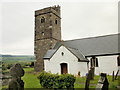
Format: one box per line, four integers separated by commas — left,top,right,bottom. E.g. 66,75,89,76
8,63,24,90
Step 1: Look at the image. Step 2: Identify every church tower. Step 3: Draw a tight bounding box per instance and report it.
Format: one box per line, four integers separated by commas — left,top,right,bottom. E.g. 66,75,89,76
34,5,61,72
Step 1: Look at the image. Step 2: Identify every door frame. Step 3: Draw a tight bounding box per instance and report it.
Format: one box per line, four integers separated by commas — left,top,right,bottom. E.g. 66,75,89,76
60,63,68,74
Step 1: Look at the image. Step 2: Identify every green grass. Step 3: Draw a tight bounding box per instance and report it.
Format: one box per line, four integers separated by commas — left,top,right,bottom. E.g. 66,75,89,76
22,67,42,88
2,60,35,64
22,73,42,88
23,67,34,72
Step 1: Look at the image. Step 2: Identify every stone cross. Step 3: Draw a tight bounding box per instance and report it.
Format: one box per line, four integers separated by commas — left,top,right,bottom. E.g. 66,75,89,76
96,73,109,90
8,63,24,90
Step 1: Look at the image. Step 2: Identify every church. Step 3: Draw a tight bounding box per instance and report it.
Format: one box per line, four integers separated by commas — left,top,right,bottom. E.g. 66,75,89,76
34,5,120,76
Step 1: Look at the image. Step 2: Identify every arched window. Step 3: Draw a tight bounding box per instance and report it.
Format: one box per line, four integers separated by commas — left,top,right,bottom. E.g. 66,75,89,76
61,52,64,56
55,19,57,24
117,55,120,66
41,17,45,23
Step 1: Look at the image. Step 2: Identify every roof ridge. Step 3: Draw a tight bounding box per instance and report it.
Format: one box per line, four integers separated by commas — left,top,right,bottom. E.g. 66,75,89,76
64,33,119,42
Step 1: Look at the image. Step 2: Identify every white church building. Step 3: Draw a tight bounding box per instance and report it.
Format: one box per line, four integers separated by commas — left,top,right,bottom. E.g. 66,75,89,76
34,5,120,76
44,34,120,76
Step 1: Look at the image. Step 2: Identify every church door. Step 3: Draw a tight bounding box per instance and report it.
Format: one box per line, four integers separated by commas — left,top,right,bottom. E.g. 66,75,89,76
61,63,68,74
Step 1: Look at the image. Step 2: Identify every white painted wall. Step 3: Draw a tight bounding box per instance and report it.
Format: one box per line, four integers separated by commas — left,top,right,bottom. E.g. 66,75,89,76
87,55,119,75
44,45,88,76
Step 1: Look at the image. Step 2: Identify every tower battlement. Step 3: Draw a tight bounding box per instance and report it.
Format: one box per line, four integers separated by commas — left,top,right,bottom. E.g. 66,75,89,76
35,5,60,18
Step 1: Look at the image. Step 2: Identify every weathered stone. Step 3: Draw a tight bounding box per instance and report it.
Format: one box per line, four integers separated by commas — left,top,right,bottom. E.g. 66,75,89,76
8,77,24,90
8,63,24,90
10,63,24,78
34,5,61,72
96,73,109,90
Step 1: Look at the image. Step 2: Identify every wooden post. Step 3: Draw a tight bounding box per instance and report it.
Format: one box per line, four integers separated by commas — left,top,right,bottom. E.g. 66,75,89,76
112,71,114,82
115,70,119,80
85,69,92,90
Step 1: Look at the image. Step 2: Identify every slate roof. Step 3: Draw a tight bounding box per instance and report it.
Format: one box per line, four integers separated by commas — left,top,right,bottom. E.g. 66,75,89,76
67,47,88,62
54,33,120,57
43,45,88,62
43,49,57,59
44,33,120,60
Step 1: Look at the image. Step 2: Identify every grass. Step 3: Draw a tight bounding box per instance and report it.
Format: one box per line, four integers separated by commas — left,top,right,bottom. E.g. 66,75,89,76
22,67,42,88
22,73,42,88
2,67,119,89
23,67,34,72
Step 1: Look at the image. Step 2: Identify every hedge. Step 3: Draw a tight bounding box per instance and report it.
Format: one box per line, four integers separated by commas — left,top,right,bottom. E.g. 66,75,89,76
37,71,76,89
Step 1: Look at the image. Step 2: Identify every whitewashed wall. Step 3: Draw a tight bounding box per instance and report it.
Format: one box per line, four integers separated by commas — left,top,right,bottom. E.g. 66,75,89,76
44,45,88,76
87,55,118,75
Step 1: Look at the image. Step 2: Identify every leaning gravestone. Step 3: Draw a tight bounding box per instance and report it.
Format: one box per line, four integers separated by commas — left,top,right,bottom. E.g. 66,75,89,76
96,73,109,90
8,63,24,90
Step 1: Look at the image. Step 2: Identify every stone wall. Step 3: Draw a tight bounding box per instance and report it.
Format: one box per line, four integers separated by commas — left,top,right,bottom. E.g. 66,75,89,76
34,5,61,72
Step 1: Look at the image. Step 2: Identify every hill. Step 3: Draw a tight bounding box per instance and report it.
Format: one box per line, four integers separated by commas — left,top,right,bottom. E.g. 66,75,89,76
0,54,35,61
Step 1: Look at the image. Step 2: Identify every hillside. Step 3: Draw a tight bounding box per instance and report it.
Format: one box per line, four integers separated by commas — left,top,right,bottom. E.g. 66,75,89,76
0,54,35,61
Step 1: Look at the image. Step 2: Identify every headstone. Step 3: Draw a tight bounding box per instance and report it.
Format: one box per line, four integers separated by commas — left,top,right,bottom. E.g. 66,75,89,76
96,73,109,90
8,63,24,90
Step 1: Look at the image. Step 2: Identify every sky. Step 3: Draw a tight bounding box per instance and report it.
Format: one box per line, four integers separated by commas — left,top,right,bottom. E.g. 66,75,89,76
0,0,119,55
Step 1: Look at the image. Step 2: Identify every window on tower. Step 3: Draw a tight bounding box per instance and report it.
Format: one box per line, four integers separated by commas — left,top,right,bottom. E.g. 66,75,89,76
41,17,45,23
55,19,57,24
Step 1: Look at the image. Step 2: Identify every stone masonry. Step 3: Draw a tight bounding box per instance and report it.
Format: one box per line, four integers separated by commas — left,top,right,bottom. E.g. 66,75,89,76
34,5,61,72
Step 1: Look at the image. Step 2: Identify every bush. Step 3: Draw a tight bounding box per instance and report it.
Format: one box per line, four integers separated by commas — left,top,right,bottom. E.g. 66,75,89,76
37,71,76,89
2,64,7,70
30,62,34,67
6,64,13,69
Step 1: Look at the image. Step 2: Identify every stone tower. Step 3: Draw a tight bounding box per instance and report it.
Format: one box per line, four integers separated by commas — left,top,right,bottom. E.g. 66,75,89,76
34,5,61,72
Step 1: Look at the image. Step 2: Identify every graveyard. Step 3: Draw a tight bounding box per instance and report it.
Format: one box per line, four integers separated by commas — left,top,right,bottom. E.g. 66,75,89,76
1,64,119,89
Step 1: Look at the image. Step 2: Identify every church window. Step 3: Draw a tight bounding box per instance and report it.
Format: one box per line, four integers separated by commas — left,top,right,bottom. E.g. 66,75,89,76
55,19,57,24
95,58,98,67
61,52,64,56
117,56,120,66
41,32,44,35
90,57,98,67
41,17,45,23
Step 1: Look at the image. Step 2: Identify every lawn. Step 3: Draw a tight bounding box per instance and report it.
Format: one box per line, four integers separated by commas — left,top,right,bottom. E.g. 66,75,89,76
22,68,42,88
2,67,119,89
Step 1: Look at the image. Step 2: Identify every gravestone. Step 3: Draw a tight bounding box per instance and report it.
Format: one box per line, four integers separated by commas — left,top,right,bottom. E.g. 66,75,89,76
96,73,109,90
8,63,24,90
85,69,93,90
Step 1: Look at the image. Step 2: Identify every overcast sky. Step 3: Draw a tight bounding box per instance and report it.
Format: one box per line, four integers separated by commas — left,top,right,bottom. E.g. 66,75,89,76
0,0,119,55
